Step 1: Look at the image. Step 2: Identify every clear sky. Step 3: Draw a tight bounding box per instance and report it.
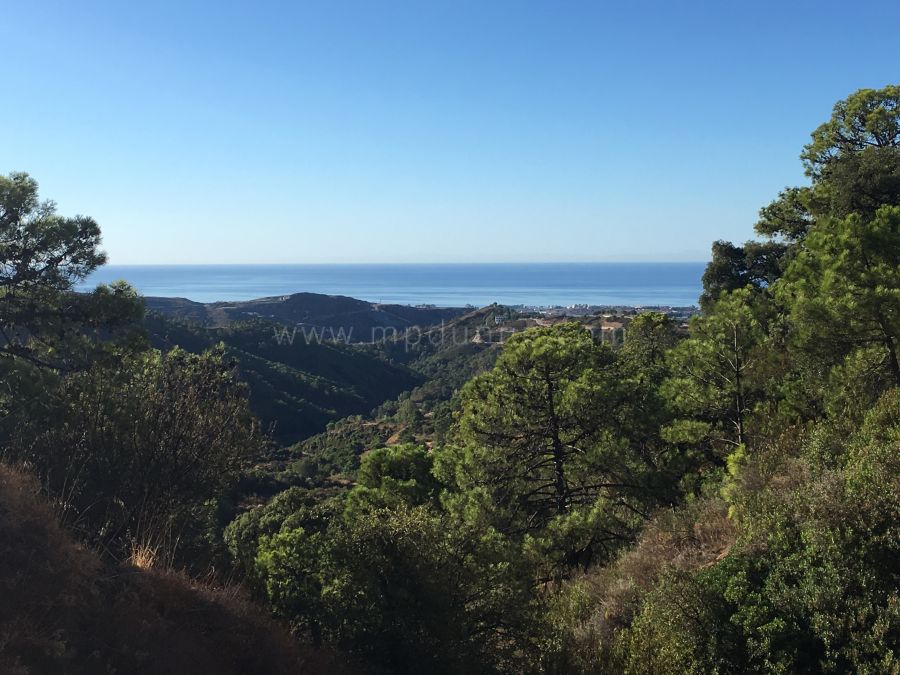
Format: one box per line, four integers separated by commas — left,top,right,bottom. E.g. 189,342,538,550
3,1,899,264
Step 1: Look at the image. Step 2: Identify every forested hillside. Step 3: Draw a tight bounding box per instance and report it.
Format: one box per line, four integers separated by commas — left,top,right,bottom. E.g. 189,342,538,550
143,313,423,444
1,86,898,674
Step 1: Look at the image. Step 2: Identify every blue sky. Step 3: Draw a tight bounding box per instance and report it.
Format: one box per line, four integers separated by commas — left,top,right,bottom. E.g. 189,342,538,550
3,1,899,264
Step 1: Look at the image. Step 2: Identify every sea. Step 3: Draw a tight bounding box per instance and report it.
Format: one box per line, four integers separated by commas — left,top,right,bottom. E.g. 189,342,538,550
77,263,705,308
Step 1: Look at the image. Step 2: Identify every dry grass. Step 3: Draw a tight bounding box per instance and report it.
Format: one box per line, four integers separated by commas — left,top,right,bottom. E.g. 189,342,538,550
0,463,357,675
559,497,736,667
128,542,161,569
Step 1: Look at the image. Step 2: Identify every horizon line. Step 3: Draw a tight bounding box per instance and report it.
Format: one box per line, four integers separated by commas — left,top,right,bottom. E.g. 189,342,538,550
99,260,710,266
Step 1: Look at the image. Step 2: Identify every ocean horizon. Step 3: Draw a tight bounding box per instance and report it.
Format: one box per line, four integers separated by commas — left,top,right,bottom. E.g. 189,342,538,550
78,262,706,307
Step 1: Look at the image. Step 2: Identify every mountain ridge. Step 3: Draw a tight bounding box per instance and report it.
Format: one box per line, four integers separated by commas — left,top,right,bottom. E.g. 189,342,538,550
144,292,467,341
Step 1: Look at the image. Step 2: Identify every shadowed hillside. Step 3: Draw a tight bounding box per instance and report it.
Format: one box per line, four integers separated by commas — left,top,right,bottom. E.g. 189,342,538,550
0,464,358,675
144,313,424,444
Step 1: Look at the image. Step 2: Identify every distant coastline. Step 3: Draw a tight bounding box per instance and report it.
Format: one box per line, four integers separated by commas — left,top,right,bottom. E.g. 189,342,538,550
78,262,705,308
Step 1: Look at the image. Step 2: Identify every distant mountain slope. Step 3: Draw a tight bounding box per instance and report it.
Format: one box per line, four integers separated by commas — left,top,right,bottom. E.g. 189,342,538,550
144,314,422,445
291,307,515,475
145,292,466,342
142,298,509,448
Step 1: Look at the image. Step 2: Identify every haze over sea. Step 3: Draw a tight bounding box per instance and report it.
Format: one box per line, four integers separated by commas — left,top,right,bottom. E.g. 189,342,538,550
79,263,705,308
